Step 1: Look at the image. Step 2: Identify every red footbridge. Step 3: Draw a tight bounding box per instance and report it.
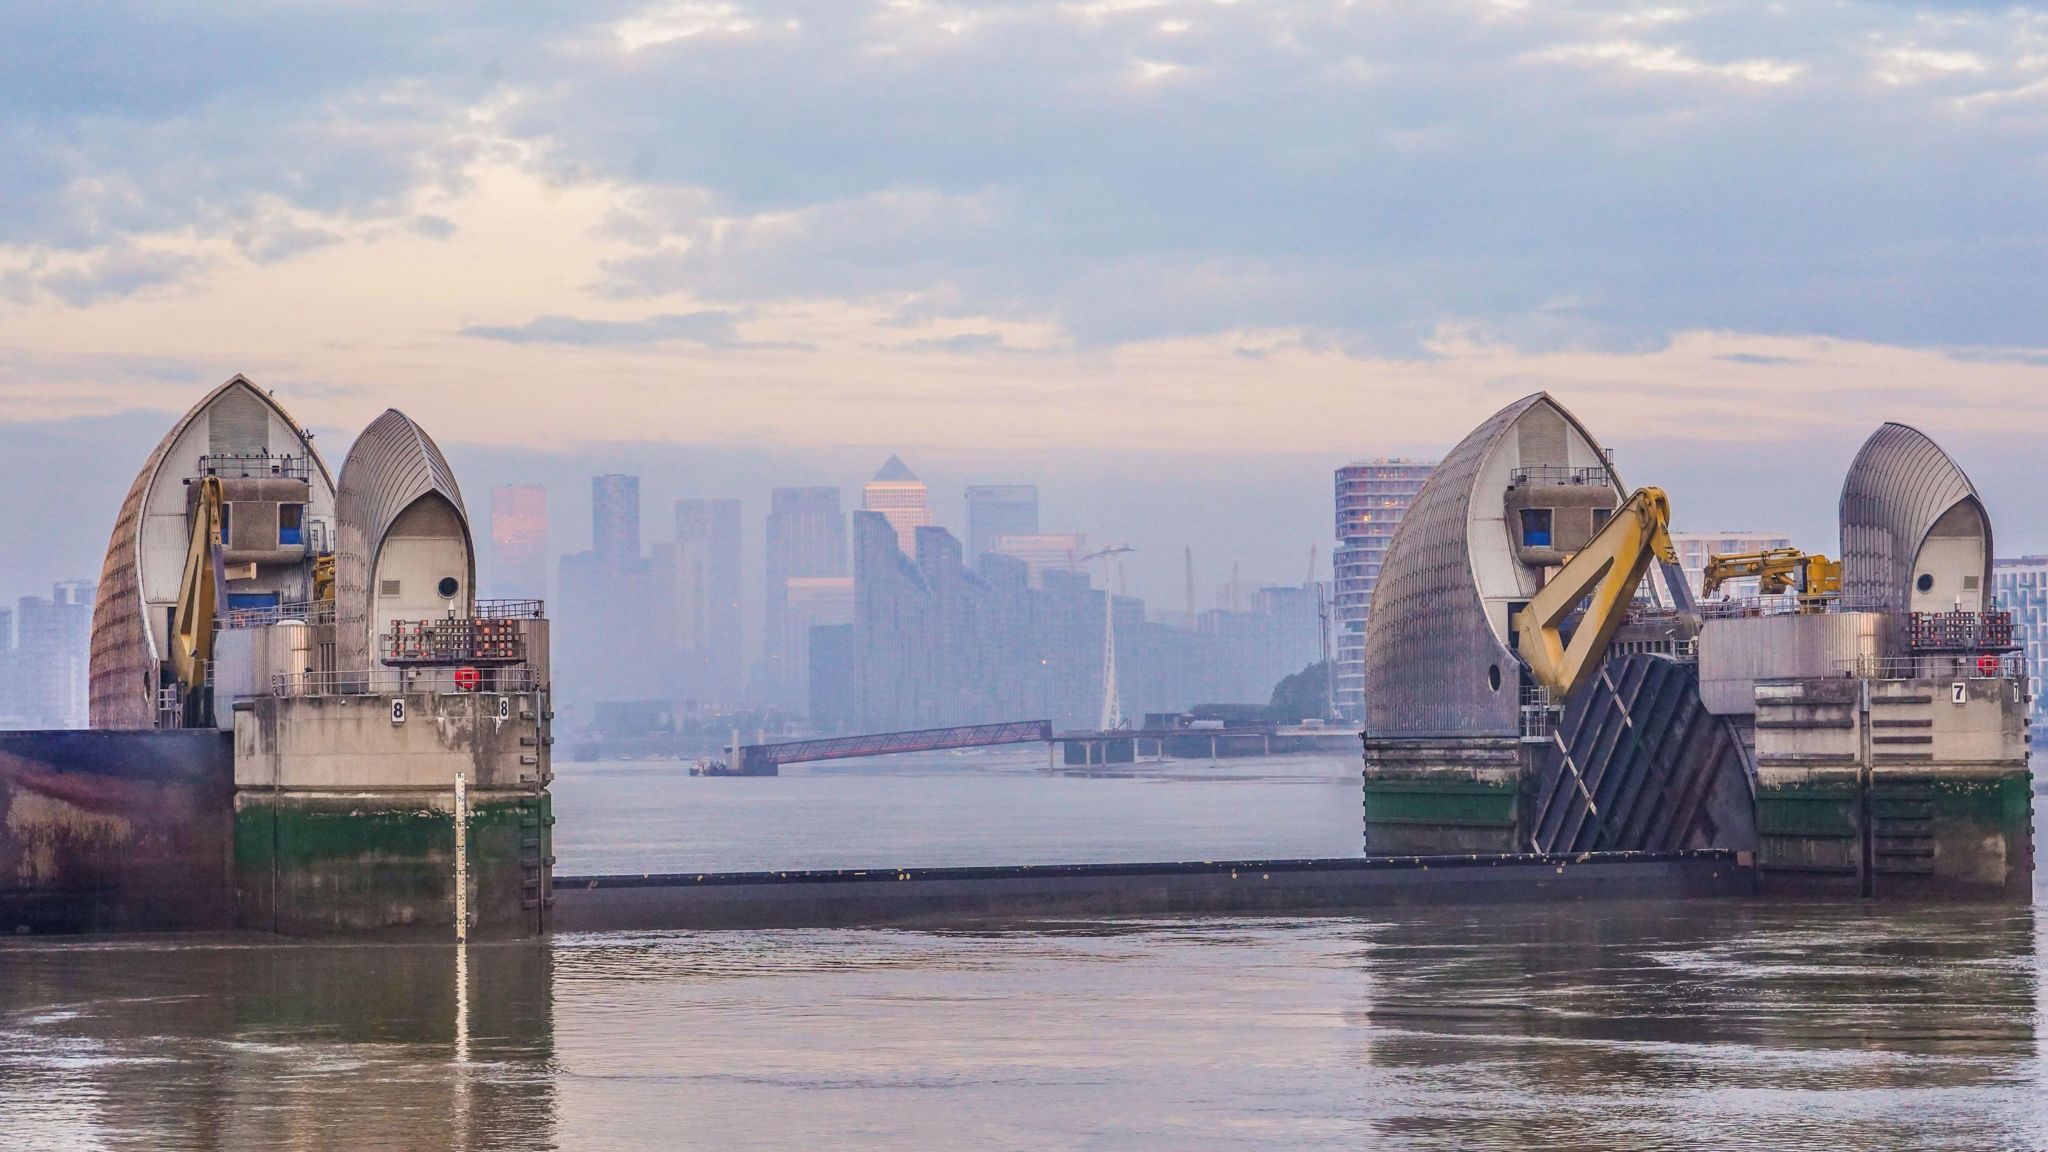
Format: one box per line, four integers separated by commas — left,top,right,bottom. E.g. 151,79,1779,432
736,720,1055,774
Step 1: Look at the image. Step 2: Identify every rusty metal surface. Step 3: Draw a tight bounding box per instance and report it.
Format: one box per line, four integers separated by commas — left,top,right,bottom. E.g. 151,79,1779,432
333,409,474,672
0,730,234,932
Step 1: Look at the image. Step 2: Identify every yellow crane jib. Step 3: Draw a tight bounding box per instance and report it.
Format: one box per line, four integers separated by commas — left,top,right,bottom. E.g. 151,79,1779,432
1701,547,1841,607
168,475,228,723
1514,486,1681,702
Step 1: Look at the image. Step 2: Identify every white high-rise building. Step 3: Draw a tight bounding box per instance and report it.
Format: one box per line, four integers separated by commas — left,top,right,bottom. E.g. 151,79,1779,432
1334,458,1434,722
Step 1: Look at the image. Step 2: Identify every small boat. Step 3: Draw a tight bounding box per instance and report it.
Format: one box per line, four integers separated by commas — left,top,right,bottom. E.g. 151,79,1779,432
690,758,777,777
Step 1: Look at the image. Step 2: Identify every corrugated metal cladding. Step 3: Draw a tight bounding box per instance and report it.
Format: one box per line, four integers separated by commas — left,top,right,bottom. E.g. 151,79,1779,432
88,377,331,729
207,387,269,455
1839,423,1991,614
1365,394,1602,739
333,409,474,672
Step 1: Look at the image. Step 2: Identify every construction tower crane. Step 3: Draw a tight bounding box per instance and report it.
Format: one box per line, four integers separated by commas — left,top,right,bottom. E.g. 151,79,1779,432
1701,547,1840,609
1514,487,1693,701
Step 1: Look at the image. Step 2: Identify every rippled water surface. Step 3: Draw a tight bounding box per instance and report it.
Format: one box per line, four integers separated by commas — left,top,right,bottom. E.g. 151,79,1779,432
4,754,2045,1150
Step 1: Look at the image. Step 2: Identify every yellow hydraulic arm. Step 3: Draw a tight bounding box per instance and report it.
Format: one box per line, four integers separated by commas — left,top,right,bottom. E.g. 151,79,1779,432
1701,548,1839,607
311,552,336,603
1514,487,1686,701
168,476,227,702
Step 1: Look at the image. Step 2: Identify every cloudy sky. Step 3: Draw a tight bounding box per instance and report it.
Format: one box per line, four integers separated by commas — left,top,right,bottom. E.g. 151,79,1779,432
2,0,2044,606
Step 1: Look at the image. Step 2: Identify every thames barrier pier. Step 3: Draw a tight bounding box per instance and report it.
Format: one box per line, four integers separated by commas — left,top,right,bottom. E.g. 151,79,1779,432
1360,394,2030,902
5,377,556,938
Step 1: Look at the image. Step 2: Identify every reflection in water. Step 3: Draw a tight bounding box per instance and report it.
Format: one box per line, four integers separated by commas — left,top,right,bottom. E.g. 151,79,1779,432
0,938,555,1151
3,775,2046,1149
2,909,2046,1150
1352,903,2041,1150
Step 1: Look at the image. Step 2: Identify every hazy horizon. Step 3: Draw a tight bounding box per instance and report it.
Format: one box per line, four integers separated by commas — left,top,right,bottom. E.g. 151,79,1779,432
5,390,2044,632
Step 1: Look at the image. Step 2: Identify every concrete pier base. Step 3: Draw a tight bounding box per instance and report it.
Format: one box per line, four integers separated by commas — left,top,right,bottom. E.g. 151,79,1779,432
1754,676,2032,901
232,691,554,939
1361,737,1522,855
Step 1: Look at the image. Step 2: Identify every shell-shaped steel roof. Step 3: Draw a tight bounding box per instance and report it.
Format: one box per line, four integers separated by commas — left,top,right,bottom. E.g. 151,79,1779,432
87,375,333,729
332,409,473,671
1363,393,1618,739
1838,423,1990,615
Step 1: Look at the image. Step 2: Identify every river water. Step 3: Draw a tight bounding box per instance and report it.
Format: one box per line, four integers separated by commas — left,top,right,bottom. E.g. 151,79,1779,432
4,751,2046,1150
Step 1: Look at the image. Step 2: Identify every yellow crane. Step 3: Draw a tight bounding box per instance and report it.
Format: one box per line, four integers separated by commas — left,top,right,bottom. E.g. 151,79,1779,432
1514,487,1690,701
167,476,227,724
1700,547,1839,608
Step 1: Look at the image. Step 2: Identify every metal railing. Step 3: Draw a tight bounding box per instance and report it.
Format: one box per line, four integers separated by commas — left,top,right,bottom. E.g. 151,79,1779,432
1508,465,1610,488
474,599,546,619
196,452,312,481
1699,595,1809,620
1836,652,2028,681
384,616,527,664
271,667,539,698
1906,610,2016,652
1519,683,1560,743
221,600,336,629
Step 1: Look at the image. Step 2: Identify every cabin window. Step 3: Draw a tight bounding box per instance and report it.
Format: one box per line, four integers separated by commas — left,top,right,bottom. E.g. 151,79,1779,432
1592,507,1612,531
1520,508,1554,549
278,503,304,546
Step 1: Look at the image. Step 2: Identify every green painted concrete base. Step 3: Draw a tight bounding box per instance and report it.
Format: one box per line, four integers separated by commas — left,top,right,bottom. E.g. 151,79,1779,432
1363,776,1521,856
1756,769,2031,902
234,790,551,939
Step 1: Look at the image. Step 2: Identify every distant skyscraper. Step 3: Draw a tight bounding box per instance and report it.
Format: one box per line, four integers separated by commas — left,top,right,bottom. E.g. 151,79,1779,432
4,581,94,729
992,532,1088,589
556,477,658,710
862,456,931,555
764,487,847,699
489,484,548,600
1993,557,2048,734
1334,458,1434,721
785,575,856,716
677,498,744,697
591,474,640,568
965,485,1039,564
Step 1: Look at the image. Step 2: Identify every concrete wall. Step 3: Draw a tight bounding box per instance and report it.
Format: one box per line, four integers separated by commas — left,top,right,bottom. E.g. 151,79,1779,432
233,691,553,939
1754,674,2031,900
235,691,546,790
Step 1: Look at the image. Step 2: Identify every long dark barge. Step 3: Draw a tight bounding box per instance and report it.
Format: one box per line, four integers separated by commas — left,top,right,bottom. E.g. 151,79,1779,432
553,850,1753,932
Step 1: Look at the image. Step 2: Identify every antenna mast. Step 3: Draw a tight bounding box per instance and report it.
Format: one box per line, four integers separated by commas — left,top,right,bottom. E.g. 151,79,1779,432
1083,545,1135,730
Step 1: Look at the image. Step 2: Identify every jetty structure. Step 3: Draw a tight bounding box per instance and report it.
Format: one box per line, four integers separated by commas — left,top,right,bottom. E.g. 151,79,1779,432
0,381,2027,938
